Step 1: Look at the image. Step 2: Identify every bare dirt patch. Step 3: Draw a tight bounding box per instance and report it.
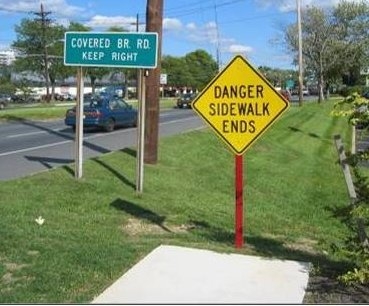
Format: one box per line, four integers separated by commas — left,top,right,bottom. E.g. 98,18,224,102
122,218,193,236
285,237,320,255
1,260,32,293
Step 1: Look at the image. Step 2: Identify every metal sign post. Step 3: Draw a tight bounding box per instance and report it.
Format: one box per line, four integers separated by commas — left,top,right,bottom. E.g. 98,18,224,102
136,69,146,194
64,31,158,185
75,66,84,179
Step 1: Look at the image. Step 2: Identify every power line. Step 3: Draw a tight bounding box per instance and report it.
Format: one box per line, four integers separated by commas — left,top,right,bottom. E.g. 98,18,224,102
164,0,246,18
218,11,291,25
164,0,214,12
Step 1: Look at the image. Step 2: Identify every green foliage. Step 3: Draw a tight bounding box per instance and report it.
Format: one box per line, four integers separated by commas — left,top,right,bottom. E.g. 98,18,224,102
57,22,90,83
161,55,191,87
257,66,297,88
0,82,16,95
162,50,217,90
330,166,369,285
339,86,368,97
337,209,369,285
332,93,369,127
184,49,218,90
0,66,12,82
340,262,369,284
11,18,92,93
11,15,216,93
12,18,65,76
283,1,369,97
332,92,369,285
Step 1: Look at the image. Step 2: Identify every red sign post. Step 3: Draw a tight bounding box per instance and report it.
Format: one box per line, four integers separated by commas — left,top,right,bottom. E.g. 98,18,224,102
235,155,244,248
191,55,289,248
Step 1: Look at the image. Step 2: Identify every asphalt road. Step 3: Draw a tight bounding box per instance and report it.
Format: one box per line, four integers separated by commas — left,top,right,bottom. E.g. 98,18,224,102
0,108,204,181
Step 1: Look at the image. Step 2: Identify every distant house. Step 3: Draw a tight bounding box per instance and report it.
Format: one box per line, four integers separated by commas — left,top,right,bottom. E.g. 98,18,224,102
0,49,16,66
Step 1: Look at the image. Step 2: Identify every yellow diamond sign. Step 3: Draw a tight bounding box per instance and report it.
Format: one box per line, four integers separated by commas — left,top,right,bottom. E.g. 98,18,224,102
192,55,289,155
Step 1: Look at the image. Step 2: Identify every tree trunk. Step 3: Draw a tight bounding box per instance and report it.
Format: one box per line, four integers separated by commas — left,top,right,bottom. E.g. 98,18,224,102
325,82,330,100
50,75,56,101
124,72,129,100
91,76,96,94
318,55,325,103
318,83,324,103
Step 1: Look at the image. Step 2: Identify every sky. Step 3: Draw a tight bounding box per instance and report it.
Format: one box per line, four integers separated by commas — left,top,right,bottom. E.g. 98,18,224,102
0,0,362,70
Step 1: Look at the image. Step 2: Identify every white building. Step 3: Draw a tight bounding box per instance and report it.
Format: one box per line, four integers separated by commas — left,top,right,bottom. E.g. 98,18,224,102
0,49,16,65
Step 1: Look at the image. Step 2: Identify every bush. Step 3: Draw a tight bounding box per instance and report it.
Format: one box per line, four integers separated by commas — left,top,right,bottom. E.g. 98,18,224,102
333,93,369,285
338,165,369,285
0,82,16,95
339,86,368,97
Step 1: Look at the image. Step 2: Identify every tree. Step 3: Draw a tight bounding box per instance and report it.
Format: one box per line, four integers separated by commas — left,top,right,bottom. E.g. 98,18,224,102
161,55,192,88
161,50,217,91
0,65,16,95
283,1,369,103
332,93,369,285
44,24,65,98
185,49,218,90
12,17,65,101
333,1,369,86
57,22,91,87
258,66,297,88
284,6,338,102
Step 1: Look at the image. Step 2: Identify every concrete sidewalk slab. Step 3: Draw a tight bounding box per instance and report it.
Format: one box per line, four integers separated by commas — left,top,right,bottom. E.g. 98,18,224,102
92,245,310,304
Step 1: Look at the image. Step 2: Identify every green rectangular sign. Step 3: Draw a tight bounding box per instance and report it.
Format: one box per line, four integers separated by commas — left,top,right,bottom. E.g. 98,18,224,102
64,32,158,68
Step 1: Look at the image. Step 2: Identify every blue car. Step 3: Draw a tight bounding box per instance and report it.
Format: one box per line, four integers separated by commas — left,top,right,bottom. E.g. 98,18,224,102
65,95,137,132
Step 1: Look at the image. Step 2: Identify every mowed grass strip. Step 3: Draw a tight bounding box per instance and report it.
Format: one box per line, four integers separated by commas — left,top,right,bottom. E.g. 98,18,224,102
0,98,177,122
0,100,352,302
0,104,71,121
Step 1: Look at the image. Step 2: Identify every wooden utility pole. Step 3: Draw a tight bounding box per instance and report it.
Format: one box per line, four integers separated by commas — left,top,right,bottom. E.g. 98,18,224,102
35,3,51,102
297,0,304,107
144,0,163,164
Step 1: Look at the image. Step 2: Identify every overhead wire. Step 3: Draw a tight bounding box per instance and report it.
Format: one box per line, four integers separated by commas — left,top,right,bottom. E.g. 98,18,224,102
164,0,246,18
0,0,287,33
1,0,293,67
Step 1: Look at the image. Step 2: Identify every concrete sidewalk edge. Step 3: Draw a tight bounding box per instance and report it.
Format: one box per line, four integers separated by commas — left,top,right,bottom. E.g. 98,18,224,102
92,244,311,304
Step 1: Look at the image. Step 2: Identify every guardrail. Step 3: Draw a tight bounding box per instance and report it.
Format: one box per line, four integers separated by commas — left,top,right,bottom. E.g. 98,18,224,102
334,133,368,247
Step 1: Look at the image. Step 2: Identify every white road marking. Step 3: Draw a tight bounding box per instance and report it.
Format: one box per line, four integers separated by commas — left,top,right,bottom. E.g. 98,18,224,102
0,116,201,158
6,128,64,138
0,140,72,157
160,117,199,125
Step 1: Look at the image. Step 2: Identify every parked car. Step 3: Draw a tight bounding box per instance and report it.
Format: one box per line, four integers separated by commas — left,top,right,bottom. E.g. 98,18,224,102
64,95,137,132
11,93,38,103
176,93,197,109
42,93,59,101
0,93,11,109
302,88,310,96
61,93,75,101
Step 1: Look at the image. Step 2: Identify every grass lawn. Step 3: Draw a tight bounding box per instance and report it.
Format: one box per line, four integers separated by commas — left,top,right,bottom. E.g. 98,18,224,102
0,98,177,122
0,100,357,303
0,103,71,121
